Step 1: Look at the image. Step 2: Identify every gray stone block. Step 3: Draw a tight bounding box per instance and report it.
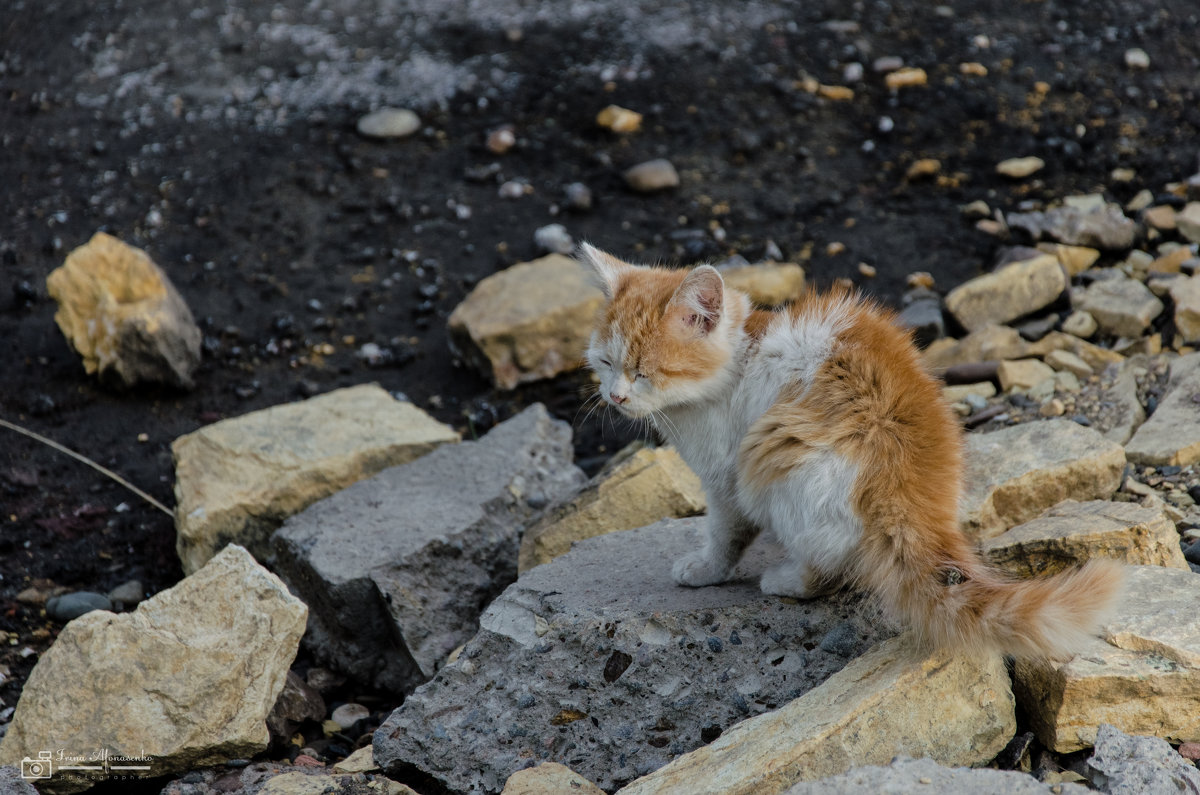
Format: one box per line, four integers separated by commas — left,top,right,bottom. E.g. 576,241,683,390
781,757,1090,795
373,518,895,794
1087,724,1200,795
272,404,585,693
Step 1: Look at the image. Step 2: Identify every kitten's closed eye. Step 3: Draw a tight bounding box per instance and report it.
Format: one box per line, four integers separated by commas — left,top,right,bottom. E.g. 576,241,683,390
599,358,612,368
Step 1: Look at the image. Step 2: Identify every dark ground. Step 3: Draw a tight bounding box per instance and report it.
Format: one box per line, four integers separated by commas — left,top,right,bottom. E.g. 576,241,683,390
1,0,1199,785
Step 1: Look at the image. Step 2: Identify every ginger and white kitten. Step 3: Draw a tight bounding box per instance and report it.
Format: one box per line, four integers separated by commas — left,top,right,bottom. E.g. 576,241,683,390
580,243,1123,660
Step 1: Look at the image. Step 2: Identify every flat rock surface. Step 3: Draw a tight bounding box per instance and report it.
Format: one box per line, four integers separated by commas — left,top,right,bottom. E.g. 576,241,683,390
272,404,584,693
173,384,459,574
1125,352,1200,467
982,499,1187,576
944,254,1066,332
961,420,1127,540
374,518,896,794
780,756,1089,795
618,634,1014,795
1014,565,1200,752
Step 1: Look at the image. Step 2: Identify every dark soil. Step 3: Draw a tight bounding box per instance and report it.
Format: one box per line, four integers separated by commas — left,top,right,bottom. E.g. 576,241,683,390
2,0,1198,786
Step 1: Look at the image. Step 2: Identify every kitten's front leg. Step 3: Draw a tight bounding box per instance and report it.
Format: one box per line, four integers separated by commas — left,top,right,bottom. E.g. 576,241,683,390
672,496,758,587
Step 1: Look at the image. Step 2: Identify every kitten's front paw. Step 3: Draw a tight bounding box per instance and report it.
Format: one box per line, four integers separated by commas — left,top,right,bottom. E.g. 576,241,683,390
672,551,730,587
760,563,816,599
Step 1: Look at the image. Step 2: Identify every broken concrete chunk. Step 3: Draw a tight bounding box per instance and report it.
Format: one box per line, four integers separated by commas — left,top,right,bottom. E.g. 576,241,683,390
272,404,585,693
519,446,705,573
46,231,202,389
373,518,897,794
944,254,1066,333
1014,565,1200,752
1125,352,1200,466
982,500,1187,577
0,546,307,793
961,420,1126,540
618,634,1014,795
447,254,605,389
173,384,458,574
1087,723,1200,795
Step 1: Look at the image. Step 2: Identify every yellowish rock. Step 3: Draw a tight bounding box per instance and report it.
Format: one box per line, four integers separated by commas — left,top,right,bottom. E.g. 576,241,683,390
961,420,1126,540
1014,565,1200,752
923,325,1029,372
331,745,377,773
596,105,643,133
1044,349,1093,379
46,231,201,389
981,500,1187,577
173,384,458,573
1150,246,1191,274
942,382,996,403
1047,244,1101,276
1061,311,1098,339
884,67,928,89
448,254,606,389
817,84,854,101
720,262,806,306
996,157,1046,178
502,762,605,795
1143,205,1177,231
997,358,1056,391
944,255,1066,333
616,634,1014,795
905,158,941,179
1169,275,1200,343
519,447,704,573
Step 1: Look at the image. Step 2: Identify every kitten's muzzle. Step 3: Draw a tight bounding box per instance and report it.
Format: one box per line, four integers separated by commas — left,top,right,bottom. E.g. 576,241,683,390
609,390,629,405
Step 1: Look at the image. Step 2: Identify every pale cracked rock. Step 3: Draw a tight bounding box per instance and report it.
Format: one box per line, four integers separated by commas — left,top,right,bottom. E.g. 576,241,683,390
501,763,606,795
719,261,806,306
46,231,202,389
1125,352,1200,466
272,404,585,693
1168,274,1200,344
518,446,705,573
961,420,1126,540
1087,723,1200,795
1095,359,1146,445
1014,565,1200,752
373,518,897,794
997,358,1056,391
982,500,1187,577
944,254,1066,333
1007,203,1138,250
781,756,1089,795
618,634,1014,795
173,384,458,574
1176,202,1200,244
1077,277,1164,338
0,546,306,793
448,253,605,389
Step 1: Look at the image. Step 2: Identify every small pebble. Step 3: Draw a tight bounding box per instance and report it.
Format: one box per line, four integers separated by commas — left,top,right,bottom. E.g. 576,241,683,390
534,223,574,255
996,156,1045,178
623,159,680,192
1123,47,1151,70
107,579,144,608
906,271,935,290
46,592,112,622
486,126,515,154
884,67,927,89
1039,398,1066,417
331,702,370,730
564,182,593,211
596,104,643,133
356,108,420,139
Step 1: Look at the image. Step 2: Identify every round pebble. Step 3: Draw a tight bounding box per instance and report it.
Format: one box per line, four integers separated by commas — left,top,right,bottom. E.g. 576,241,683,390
623,159,680,192
564,182,593,211
356,108,420,139
534,223,574,255
1123,48,1150,70
486,126,515,154
330,702,370,730
46,591,112,622
107,579,144,608
996,156,1045,178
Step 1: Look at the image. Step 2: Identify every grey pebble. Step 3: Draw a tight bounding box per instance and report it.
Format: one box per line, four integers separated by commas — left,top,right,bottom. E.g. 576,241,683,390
533,223,574,255
46,591,112,622
356,108,420,139
107,579,145,608
623,159,680,192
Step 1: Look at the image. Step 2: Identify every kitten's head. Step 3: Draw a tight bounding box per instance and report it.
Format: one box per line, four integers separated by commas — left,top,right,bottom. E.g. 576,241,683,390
578,244,742,418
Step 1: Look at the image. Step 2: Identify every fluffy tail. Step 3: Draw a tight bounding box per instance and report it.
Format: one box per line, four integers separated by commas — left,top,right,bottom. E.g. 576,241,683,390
858,542,1125,660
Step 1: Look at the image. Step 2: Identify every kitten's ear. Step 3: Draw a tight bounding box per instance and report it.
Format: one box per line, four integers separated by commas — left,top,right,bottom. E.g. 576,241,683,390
578,243,634,299
669,265,724,335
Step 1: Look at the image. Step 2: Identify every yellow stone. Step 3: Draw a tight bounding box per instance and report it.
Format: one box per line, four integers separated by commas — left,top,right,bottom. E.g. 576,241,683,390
596,104,643,133
885,67,928,89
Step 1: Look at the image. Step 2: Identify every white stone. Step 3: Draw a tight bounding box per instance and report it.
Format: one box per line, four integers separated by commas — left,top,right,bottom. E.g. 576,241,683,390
357,108,420,138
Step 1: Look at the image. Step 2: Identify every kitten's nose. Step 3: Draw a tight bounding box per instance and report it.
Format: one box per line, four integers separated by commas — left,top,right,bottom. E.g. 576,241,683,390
609,391,627,405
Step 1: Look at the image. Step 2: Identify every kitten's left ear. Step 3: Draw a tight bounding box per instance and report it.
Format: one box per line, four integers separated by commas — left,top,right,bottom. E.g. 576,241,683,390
670,265,724,335
577,243,634,299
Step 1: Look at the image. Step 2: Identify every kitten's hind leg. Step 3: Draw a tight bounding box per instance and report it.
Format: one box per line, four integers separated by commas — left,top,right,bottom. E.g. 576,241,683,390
760,558,842,599
673,496,758,587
